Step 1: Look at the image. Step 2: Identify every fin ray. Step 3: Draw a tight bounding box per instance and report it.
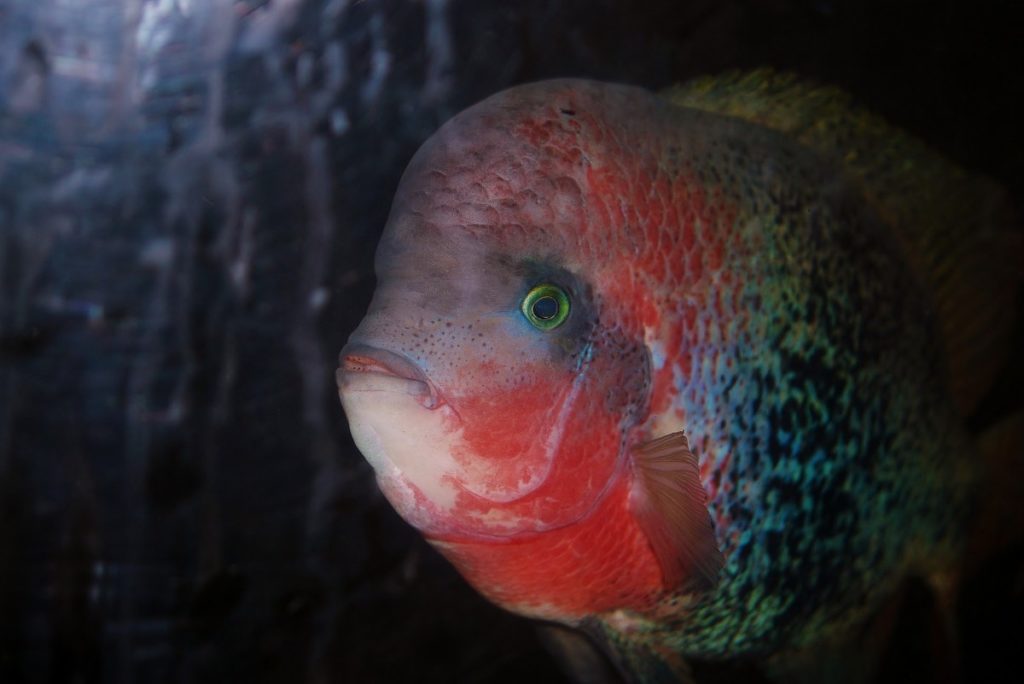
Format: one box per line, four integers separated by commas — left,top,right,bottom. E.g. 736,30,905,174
630,431,723,591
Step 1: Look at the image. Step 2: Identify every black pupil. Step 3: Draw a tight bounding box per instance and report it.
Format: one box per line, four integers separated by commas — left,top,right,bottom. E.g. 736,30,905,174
532,296,559,320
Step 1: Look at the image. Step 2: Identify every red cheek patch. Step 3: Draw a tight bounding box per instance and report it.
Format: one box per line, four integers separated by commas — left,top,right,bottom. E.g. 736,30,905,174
440,369,625,534
452,364,567,465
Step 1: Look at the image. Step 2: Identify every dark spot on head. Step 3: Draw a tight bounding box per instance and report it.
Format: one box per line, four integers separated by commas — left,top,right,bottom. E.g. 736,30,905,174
559,108,576,116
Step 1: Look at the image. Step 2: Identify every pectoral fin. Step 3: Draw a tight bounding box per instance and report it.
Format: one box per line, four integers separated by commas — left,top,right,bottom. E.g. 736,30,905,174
629,431,724,592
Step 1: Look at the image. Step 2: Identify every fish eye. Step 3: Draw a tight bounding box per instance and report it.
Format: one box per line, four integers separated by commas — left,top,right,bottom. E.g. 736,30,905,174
521,284,570,330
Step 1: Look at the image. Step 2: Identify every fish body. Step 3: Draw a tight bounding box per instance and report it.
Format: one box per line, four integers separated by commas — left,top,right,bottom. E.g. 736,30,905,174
337,74,1014,679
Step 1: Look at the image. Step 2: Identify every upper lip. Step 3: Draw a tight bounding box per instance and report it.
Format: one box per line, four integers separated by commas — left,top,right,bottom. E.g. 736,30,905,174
337,343,441,409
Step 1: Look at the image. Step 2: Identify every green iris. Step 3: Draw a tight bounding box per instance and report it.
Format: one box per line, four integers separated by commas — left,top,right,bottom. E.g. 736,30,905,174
521,284,570,330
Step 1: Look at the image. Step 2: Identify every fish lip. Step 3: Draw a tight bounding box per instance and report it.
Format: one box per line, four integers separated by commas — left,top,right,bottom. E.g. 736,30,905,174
337,343,442,410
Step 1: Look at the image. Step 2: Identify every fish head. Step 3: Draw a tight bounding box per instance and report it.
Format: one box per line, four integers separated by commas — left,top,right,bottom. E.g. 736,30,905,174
337,81,654,545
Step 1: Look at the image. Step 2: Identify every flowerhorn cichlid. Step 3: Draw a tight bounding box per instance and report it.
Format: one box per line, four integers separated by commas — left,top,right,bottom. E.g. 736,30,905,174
336,71,1022,682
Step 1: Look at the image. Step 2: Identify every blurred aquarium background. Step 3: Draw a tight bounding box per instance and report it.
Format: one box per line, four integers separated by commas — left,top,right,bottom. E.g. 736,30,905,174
0,1,1020,683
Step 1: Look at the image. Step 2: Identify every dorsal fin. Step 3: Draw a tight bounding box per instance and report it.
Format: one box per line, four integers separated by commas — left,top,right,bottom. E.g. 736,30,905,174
630,431,723,592
664,69,1021,416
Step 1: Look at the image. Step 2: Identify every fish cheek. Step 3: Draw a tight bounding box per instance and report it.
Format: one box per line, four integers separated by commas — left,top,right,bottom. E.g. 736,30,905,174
439,313,597,503
522,326,652,506
448,362,578,500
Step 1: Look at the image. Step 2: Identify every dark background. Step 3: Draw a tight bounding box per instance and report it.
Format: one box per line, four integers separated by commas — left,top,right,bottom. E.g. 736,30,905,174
0,1,1020,682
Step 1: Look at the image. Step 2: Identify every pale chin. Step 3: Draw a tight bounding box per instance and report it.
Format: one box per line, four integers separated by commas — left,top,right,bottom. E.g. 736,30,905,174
338,371,563,538
338,370,464,529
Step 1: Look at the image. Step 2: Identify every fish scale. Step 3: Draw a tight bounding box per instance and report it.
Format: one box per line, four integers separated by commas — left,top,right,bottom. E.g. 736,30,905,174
632,139,966,657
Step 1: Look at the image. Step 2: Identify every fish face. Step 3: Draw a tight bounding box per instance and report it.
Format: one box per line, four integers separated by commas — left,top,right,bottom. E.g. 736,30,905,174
338,223,633,541
338,85,654,543
338,81,678,622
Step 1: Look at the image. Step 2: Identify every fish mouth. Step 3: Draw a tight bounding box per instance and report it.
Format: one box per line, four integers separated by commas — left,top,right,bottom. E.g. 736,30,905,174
336,343,441,410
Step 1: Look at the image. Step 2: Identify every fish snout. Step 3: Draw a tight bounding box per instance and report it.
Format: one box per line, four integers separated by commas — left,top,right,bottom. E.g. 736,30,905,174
336,343,441,410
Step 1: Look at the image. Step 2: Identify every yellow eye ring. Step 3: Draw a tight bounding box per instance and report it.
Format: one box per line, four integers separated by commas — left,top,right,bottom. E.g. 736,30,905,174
521,284,570,330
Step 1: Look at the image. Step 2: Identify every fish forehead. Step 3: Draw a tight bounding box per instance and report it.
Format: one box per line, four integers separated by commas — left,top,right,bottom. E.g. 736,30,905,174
383,80,665,253
381,77,826,295
403,78,661,173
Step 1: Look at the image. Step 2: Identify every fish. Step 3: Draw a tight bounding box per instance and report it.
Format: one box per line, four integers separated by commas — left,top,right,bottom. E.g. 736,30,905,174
336,70,1021,682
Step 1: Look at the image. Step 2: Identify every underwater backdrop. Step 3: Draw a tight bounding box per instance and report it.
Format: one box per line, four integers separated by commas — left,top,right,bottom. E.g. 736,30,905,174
0,1,1020,683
